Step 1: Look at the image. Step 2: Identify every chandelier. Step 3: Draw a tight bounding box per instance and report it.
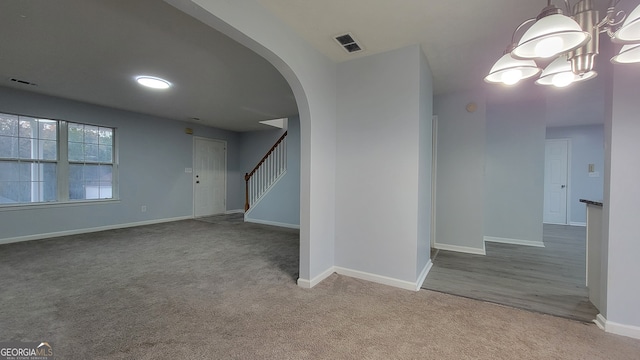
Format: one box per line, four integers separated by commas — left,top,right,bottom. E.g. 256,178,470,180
485,0,640,87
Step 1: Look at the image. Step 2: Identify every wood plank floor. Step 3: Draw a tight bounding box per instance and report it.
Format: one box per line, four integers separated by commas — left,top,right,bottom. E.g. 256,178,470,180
423,224,599,322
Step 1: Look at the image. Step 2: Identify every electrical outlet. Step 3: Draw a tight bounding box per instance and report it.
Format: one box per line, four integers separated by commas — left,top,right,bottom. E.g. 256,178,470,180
141,205,147,212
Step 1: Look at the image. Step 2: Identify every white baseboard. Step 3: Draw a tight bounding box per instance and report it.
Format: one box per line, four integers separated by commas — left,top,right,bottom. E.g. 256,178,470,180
569,221,587,227
484,236,545,248
244,217,300,229
298,264,431,292
416,260,433,290
0,216,193,245
297,266,335,288
434,242,486,255
594,313,640,339
225,209,244,214
334,266,423,291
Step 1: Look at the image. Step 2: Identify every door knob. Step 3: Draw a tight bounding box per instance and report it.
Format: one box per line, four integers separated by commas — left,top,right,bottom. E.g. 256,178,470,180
561,185,566,188
196,181,200,184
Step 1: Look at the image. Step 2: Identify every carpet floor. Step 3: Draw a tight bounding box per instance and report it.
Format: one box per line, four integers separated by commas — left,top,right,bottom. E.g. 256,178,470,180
1,217,639,359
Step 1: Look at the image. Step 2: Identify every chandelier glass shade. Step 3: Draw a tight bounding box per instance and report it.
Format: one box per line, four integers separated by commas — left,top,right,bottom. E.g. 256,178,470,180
484,53,541,85
613,4,640,43
487,1,640,88
512,13,590,59
611,43,640,64
535,56,597,87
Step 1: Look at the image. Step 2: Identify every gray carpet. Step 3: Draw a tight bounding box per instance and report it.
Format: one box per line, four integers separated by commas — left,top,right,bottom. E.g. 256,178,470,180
1,218,639,359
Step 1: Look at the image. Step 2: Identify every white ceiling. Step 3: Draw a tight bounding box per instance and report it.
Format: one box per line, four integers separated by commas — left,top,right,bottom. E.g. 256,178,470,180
0,0,607,130
254,0,547,95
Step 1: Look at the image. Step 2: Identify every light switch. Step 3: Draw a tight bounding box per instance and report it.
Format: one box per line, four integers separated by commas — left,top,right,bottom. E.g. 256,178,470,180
588,163,595,173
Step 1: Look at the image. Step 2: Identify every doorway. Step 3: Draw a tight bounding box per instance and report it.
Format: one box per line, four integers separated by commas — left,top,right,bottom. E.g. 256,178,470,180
543,139,569,224
193,137,227,217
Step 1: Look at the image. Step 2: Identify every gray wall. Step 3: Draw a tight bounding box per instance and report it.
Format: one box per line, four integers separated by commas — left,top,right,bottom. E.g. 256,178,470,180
0,86,242,241
239,125,287,176
484,99,545,243
244,117,300,227
335,45,430,283
433,89,486,253
546,125,604,224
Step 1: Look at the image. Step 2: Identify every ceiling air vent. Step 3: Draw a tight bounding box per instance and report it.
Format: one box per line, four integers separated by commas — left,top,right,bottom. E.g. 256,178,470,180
334,33,363,54
10,78,37,86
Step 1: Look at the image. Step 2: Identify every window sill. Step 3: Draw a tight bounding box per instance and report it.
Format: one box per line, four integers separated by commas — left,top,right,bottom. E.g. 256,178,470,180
0,199,121,212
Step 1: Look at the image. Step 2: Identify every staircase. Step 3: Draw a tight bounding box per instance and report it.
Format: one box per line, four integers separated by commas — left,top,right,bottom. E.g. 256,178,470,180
244,131,287,211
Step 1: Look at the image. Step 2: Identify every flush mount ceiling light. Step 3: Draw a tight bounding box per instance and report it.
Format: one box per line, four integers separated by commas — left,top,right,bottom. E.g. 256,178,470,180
135,75,171,89
487,0,640,88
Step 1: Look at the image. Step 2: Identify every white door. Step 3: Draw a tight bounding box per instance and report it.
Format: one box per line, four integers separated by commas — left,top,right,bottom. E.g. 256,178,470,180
543,139,569,224
194,138,226,217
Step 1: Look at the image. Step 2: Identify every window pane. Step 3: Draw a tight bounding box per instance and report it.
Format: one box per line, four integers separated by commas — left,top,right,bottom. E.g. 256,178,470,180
68,123,84,143
19,118,36,138
99,128,113,146
84,125,99,144
69,164,84,200
84,143,99,162
0,182,20,204
68,164,112,200
68,142,83,162
40,140,57,160
18,162,31,181
0,135,18,158
0,161,19,181
42,163,57,202
38,120,57,140
98,145,112,163
18,137,34,159
0,114,18,136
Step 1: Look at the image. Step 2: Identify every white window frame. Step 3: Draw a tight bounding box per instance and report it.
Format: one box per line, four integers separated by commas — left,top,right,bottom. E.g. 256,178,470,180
0,111,119,208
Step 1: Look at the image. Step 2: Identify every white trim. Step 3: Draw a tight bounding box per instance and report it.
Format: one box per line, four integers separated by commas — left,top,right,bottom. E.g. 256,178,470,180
569,221,587,227
434,242,486,255
594,313,640,339
0,199,120,212
297,266,335,288
298,263,433,292
225,209,244,214
431,115,438,249
244,217,300,229
0,216,192,245
595,314,607,331
334,266,423,292
484,236,545,248
416,260,433,291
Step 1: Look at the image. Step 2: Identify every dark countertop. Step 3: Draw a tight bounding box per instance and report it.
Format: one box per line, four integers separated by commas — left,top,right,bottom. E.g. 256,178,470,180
580,199,603,207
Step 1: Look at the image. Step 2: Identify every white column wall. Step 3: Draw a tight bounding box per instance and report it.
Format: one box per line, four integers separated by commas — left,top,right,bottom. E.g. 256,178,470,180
335,45,429,284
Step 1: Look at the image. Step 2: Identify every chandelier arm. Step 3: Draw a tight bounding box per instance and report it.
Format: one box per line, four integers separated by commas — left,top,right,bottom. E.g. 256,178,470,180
563,0,572,15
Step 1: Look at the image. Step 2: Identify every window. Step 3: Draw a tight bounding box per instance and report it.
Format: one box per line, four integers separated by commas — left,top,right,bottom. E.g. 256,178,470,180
68,123,114,200
0,112,116,205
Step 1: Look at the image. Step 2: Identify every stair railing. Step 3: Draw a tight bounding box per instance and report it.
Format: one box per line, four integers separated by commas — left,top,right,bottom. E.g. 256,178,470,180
244,131,287,211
